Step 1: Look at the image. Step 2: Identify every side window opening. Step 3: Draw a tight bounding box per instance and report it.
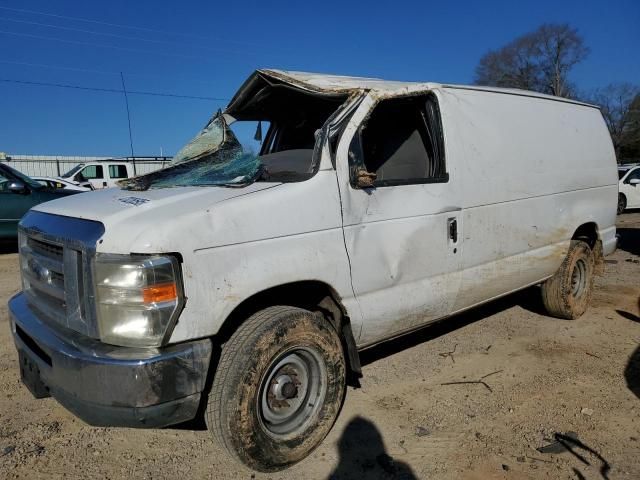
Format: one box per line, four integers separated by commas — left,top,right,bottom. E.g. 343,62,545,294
109,165,128,179
625,168,640,183
349,94,447,187
258,114,330,180
81,165,103,180
0,171,11,192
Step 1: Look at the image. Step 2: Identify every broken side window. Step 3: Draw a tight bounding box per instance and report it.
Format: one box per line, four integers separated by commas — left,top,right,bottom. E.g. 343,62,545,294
349,94,448,188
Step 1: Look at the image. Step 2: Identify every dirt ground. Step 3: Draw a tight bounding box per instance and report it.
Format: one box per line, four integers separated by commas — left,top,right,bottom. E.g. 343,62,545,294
1,214,639,480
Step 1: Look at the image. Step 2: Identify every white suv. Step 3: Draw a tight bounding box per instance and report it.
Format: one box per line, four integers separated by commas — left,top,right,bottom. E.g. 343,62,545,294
618,164,640,213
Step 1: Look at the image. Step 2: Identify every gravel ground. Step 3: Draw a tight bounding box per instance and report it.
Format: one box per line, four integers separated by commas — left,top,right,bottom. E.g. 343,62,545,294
0,213,639,480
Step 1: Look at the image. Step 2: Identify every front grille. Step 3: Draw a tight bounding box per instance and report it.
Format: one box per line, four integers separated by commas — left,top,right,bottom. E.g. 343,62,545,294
27,237,63,262
18,211,105,339
20,233,94,337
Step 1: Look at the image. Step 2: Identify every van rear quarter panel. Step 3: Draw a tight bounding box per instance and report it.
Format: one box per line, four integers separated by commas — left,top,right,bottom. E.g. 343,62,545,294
439,88,617,310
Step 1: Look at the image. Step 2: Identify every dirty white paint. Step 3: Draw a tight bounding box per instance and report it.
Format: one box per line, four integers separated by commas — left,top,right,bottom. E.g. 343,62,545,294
33,70,618,346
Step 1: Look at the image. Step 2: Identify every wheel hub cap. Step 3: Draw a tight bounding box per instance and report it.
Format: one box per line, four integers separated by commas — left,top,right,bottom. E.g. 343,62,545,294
259,348,327,437
571,258,587,298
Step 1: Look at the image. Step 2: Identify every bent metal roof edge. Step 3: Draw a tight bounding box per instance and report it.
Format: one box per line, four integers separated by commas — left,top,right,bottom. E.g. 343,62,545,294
259,69,598,108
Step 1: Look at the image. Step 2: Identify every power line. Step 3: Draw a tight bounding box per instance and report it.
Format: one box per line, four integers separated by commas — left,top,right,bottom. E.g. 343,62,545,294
0,59,225,85
0,16,256,55
0,29,221,61
0,59,120,76
0,5,266,48
0,77,229,101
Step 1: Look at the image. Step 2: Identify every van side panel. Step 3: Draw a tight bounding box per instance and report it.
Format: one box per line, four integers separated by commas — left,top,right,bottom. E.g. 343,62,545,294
439,88,617,311
335,93,464,346
167,171,359,343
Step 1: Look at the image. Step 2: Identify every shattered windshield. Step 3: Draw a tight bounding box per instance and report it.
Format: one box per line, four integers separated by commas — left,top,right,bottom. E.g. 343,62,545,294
119,115,263,191
118,81,348,191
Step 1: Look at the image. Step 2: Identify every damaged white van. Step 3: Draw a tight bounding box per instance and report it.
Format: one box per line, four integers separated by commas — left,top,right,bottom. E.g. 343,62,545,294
10,70,618,471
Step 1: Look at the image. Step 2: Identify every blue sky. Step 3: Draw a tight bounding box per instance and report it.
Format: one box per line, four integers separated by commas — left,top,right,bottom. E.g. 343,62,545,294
0,0,638,157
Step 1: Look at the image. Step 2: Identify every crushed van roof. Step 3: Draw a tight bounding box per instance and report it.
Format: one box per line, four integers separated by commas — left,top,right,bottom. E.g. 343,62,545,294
256,69,598,108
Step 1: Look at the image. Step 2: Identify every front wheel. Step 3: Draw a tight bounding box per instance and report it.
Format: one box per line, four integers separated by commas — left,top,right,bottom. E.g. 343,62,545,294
206,306,346,472
541,240,595,319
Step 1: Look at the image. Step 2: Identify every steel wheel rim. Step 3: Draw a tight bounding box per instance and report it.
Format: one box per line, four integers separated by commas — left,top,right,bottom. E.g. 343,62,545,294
618,197,625,213
259,347,327,438
571,258,587,298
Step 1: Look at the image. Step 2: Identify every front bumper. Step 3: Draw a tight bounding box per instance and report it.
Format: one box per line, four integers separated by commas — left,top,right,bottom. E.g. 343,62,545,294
9,292,213,428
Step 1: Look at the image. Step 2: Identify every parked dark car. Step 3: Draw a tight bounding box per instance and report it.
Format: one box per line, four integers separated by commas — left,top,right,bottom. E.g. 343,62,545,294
0,163,81,240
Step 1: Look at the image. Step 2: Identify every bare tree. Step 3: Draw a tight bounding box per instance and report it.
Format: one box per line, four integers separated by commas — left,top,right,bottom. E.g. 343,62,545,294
622,95,640,160
475,37,540,91
587,83,640,160
474,23,589,98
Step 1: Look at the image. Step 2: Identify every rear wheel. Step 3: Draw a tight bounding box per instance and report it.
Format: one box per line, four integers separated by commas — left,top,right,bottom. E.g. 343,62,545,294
206,306,346,472
541,240,595,319
618,194,627,214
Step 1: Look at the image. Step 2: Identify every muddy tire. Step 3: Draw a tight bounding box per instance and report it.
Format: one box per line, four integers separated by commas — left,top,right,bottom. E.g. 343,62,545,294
618,194,627,215
541,240,595,319
205,306,346,472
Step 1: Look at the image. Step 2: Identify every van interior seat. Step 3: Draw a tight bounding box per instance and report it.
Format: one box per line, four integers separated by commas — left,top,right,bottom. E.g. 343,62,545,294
259,149,315,175
374,128,429,181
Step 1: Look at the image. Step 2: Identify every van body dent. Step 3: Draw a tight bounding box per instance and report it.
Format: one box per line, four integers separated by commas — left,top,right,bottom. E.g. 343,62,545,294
9,69,617,471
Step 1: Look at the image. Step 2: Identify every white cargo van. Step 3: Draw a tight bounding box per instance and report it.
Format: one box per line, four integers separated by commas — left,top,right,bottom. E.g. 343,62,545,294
9,70,618,472
60,161,134,189
617,163,640,213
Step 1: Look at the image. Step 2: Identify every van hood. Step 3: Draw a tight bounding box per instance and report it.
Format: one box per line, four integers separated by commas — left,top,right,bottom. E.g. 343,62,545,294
33,182,282,253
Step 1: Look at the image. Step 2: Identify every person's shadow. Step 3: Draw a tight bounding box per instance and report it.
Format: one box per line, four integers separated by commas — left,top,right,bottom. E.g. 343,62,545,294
626,345,640,399
624,297,640,400
329,416,417,480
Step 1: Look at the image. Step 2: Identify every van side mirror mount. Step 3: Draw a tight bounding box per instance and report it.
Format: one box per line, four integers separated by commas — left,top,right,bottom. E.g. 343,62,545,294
630,178,640,186
355,168,377,188
8,181,27,194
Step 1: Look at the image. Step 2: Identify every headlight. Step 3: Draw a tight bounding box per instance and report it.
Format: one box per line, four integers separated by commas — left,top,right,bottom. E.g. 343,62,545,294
94,254,184,347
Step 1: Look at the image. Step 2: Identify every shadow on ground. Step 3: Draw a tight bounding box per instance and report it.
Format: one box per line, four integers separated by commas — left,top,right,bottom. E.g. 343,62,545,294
548,433,612,479
626,345,640,400
623,294,640,400
0,240,18,254
616,227,640,256
329,416,417,480
616,309,640,323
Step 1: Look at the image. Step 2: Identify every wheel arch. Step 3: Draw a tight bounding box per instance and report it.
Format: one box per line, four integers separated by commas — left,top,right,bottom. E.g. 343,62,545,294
215,280,362,383
571,221,604,274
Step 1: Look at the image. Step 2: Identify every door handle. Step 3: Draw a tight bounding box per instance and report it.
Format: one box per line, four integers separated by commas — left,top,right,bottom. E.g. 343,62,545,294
448,218,458,243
